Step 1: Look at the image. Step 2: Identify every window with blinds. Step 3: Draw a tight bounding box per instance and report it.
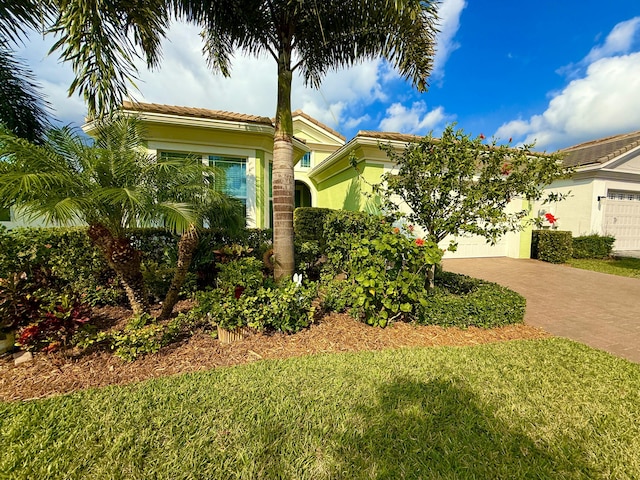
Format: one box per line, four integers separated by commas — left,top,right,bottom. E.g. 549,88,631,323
209,156,247,213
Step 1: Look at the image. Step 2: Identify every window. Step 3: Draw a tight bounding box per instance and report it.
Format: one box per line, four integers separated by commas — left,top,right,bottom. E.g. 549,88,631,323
0,207,10,222
209,156,247,214
300,152,311,168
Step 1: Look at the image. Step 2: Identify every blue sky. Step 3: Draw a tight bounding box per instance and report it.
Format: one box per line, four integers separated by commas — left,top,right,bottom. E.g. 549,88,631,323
20,0,640,152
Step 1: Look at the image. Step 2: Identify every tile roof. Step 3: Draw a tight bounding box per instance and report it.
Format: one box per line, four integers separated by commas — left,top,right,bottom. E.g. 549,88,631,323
121,101,273,126
356,131,422,143
292,110,346,141
561,130,640,167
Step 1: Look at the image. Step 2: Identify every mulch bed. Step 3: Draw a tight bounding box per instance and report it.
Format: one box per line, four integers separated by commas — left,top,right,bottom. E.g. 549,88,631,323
0,304,550,402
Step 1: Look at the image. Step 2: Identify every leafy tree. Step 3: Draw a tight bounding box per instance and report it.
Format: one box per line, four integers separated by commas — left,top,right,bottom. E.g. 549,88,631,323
0,0,53,142
376,125,570,285
0,116,243,316
50,0,439,280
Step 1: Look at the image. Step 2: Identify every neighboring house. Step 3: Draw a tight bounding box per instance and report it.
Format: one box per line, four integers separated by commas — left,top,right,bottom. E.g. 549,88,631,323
540,131,640,252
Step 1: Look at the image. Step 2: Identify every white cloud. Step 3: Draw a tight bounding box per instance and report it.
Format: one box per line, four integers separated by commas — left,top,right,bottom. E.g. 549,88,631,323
496,52,640,150
558,16,640,77
431,0,467,82
584,17,640,64
379,101,450,133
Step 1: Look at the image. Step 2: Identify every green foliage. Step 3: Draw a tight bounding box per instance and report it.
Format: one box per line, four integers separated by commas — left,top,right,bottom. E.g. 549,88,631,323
216,257,265,292
319,276,353,314
0,226,122,305
377,124,571,247
323,209,396,275
95,310,206,362
201,280,317,333
572,234,615,259
419,272,526,328
0,272,42,331
532,230,573,263
294,239,323,280
294,207,334,242
0,226,273,306
335,230,442,326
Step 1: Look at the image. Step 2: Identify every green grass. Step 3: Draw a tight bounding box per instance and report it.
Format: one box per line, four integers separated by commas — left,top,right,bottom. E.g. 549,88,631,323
567,257,640,278
2,339,640,479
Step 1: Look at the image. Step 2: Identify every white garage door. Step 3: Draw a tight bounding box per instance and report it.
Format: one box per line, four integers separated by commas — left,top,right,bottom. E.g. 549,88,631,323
441,235,508,258
603,191,640,251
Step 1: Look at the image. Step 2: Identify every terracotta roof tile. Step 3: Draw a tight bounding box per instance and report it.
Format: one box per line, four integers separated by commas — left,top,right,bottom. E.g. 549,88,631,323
561,131,640,167
292,110,346,141
121,101,273,126
356,131,422,143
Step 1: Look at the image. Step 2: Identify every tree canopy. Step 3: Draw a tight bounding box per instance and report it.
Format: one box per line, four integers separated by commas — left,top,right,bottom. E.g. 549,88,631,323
0,0,53,142
377,125,571,250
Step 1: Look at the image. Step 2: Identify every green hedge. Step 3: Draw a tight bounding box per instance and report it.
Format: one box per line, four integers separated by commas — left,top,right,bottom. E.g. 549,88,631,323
417,271,526,328
293,207,334,242
0,226,273,304
531,230,573,263
572,234,615,259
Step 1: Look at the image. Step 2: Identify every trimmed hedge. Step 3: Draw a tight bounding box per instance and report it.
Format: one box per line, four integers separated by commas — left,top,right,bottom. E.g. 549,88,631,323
417,271,526,328
572,234,615,259
0,226,273,304
293,207,334,242
531,230,573,263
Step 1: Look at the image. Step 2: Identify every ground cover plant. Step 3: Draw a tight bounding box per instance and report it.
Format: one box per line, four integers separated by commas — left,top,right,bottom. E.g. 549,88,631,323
2,338,640,479
566,257,640,278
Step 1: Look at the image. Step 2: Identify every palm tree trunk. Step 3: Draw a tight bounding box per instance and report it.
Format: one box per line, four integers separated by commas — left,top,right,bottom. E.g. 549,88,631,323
159,224,198,320
272,45,296,281
87,224,150,316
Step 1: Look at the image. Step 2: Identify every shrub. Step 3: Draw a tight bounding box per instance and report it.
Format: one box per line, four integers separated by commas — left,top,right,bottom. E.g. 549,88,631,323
200,280,317,333
319,276,353,313
323,209,396,275
330,229,441,327
92,310,207,361
216,257,265,294
294,207,334,242
418,271,526,328
531,230,573,263
16,294,92,352
572,234,615,259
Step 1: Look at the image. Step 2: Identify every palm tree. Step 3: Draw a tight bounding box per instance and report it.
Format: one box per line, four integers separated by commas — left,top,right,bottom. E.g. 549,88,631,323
0,0,53,142
0,115,243,316
50,0,439,280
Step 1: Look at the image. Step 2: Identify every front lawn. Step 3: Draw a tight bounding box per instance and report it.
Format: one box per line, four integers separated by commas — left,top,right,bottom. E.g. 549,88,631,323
567,257,640,278
2,338,640,479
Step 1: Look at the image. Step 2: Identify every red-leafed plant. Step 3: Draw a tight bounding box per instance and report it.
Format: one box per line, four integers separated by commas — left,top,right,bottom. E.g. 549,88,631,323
16,294,91,352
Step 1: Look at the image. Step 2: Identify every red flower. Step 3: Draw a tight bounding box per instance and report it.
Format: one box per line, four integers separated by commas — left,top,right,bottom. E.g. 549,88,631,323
508,137,513,143
393,227,400,234
407,224,414,232
415,238,425,246
479,133,486,140
544,213,557,224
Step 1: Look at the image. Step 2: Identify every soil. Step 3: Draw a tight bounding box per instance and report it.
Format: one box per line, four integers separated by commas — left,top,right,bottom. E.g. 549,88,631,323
0,302,550,402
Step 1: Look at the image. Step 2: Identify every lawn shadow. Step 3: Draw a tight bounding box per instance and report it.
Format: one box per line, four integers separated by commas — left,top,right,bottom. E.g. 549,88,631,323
329,377,596,479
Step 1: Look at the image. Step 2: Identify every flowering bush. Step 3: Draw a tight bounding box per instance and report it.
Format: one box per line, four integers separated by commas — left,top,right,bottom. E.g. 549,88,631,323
338,231,441,326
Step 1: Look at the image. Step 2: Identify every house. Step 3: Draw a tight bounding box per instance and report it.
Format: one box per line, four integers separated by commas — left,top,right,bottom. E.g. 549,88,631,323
0,102,543,259
540,131,640,252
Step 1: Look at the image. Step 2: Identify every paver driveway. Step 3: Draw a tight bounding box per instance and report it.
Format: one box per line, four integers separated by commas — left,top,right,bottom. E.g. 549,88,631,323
444,257,640,363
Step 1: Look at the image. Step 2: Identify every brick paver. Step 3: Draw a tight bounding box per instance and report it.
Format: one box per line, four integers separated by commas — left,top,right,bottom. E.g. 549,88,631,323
443,257,640,363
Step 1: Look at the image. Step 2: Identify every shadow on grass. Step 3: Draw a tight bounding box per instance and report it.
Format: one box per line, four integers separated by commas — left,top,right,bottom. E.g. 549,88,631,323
330,378,596,479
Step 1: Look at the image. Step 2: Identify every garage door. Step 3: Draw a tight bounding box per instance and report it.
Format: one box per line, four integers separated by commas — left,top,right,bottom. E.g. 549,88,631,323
603,191,640,250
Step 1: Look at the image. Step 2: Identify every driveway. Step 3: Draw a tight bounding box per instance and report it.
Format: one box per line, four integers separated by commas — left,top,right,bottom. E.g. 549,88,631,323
443,257,640,363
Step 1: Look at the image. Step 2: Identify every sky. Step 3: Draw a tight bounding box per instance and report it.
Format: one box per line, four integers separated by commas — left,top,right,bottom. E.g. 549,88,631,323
18,0,640,152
